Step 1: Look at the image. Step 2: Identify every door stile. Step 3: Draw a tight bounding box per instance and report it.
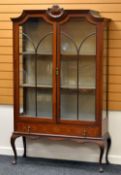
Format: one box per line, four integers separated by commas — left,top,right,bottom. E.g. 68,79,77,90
56,22,61,123
13,23,20,128
53,22,58,122
96,22,104,131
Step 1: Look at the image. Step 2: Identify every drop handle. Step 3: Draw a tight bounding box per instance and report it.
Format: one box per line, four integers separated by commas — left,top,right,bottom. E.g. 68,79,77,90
82,129,87,137
27,126,31,133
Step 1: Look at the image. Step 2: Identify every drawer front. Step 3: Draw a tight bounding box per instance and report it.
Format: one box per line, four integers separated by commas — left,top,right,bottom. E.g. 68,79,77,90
15,122,100,137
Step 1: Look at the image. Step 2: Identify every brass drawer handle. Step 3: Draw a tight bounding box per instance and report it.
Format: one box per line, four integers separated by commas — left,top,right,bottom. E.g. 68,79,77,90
27,126,31,133
82,129,87,137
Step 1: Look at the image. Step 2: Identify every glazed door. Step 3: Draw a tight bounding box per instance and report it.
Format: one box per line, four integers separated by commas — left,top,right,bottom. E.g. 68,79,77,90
19,17,56,120
58,17,97,122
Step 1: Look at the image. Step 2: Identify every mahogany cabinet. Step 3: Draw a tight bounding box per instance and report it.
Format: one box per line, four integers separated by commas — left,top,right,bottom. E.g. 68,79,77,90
11,5,111,171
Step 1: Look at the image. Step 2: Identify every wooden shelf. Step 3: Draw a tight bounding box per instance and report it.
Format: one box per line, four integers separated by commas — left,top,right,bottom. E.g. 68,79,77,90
19,52,95,58
19,52,52,57
61,87,95,93
20,84,95,93
61,54,96,60
20,84,52,89
20,51,52,55
20,51,35,55
20,112,51,118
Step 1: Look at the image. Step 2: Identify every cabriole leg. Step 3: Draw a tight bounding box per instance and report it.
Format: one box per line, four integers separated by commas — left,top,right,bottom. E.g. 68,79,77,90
10,133,20,165
106,136,111,164
99,144,105,173
22,136,27,158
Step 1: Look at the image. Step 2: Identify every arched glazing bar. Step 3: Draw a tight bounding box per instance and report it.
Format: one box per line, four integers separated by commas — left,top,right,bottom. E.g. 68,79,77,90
77,32,96,120
22,32,53,117
22,32,36,52
36,32,53,53
78,32,96,53
60,31,96,120
60,32,79,52
60,32,78,120
35,32,53,116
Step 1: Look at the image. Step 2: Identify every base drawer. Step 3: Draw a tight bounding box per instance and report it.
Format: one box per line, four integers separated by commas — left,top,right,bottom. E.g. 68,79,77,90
15,122,101,137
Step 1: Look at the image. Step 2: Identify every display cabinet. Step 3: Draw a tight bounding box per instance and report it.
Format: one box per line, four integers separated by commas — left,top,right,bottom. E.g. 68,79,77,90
11,5,111,172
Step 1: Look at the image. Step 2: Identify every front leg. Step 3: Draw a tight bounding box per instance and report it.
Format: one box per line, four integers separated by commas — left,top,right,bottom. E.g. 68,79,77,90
106,136,111,164
10,133,20,164
22,136,27,158
99,143,105,173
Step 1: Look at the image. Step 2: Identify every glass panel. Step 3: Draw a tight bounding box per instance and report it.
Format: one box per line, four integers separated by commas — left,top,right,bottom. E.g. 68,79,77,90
37,90,52,117
37,35,53,87
60,33,77,120
19,18,53,118
79,55,96,89
37,34,53,117
79,93,95,121
23,55,35,85
24,88,36,116
78,27,96,121
61,58,77,89
61,92,77,120
60,18,96,121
